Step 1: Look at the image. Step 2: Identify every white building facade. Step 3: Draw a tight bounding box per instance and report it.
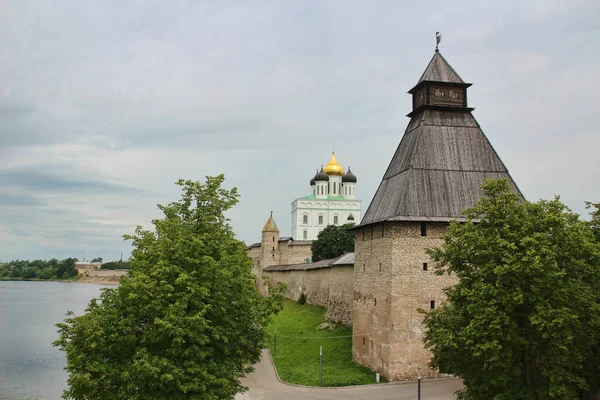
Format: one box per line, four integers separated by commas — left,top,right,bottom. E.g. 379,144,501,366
291,153,361,241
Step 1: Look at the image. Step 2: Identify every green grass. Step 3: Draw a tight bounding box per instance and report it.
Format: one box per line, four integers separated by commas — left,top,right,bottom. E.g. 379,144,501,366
266,299,384,387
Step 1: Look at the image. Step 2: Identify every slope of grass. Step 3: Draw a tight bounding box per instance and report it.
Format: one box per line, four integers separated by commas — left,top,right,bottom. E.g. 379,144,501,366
266,299,383,386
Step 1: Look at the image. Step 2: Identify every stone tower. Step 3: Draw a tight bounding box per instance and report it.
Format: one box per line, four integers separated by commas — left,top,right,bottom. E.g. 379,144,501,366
352,48,521,381
252,213,282,295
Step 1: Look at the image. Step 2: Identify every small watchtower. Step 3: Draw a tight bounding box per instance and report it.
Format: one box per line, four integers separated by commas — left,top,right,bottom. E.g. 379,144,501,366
352,39,521,381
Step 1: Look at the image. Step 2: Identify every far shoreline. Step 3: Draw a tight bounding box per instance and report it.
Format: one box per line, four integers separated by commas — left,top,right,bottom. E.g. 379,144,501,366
0,276,122,285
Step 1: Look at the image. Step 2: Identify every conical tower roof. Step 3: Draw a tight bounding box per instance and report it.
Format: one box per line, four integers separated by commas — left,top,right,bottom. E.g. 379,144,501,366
361,51,522,226
417,51,465,84
262,213,279,232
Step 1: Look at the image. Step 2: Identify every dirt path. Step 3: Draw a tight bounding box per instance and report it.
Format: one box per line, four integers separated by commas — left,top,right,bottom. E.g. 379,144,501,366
235,350,462,400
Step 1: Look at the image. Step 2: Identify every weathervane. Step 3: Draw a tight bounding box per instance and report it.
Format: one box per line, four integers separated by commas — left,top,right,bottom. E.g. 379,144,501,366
435,31,442,52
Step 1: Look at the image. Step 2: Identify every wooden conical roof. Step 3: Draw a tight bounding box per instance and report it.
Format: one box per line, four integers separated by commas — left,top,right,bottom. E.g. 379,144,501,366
361,52,522,226
417,51,465,84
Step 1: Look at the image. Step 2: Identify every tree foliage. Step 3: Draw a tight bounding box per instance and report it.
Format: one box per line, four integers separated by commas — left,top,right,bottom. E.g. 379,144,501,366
423,179,600,399
0,257,78,280
54,175,284,400
311,223,355,262
100,261,130,270
91,257,103,263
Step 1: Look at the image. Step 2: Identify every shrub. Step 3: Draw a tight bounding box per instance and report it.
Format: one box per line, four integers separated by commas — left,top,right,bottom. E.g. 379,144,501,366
298,292,307,305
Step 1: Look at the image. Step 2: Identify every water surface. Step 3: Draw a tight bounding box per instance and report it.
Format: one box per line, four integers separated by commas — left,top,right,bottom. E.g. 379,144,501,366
0,281,109,400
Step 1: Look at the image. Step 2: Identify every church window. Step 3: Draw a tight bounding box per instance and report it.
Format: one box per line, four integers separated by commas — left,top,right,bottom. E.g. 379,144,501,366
303,214,308,224
420,222,427,237
303,230,307,240
348,214,355,221
318,215,323,225
430,300,436,309
333,215,339,225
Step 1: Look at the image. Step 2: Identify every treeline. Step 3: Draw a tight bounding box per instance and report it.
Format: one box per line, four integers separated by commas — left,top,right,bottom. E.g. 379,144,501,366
100,261,130,270
0,258,78,280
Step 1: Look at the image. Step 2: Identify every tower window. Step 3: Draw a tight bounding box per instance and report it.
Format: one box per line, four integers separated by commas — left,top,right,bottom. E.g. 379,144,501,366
423,262,428,271
272,246,275,252
303,215,308,224
420,222,427,237
333,215,339,225
430,300,436,309
272,237,274,242
379,263,382,271
303,230,307,240
374,298,377,306
318,215,323,225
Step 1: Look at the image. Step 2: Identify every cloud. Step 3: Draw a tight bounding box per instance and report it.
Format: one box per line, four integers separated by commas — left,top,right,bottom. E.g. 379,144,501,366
0,0,598,261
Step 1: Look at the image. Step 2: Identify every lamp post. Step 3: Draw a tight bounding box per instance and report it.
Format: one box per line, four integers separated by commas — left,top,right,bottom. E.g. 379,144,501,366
417,367,421,400
319,346,323,385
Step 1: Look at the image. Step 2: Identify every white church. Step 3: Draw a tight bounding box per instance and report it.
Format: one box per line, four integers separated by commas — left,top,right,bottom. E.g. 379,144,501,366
291,152,361,240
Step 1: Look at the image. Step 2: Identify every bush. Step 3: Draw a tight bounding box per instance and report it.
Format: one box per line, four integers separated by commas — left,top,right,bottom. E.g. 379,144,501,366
297,292,307,305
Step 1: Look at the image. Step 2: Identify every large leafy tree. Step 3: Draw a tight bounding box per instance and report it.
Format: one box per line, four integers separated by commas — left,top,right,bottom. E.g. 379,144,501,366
423,179,600,400
54,175,284,400
311,223,355,262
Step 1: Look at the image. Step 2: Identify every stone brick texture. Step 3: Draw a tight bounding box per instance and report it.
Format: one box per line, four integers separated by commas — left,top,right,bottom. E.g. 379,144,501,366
248,232,313,296
353,221,457,381
264,266,354,325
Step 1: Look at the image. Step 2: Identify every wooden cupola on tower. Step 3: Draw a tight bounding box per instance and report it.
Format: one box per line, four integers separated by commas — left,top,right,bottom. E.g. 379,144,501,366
407,49,473,117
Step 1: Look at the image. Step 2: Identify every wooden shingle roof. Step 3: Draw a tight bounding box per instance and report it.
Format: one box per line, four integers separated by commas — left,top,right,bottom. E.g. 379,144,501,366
361,52,522,226
417,51,465,84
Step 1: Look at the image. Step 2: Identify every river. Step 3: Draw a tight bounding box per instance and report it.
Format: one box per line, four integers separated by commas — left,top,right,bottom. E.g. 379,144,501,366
0,281,110,400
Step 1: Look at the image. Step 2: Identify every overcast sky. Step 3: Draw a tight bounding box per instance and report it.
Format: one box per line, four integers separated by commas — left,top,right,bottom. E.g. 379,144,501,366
1,0,599,262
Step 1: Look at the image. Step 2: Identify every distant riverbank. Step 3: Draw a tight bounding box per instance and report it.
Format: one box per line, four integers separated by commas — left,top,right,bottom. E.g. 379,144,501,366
0,273,124,285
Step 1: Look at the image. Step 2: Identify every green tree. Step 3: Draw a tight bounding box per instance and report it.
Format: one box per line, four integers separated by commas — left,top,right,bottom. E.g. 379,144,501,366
423,179,600,399
56,258,78,279
91,257,103,263
586,201,600,242
311,223,355,262
54,175,284,400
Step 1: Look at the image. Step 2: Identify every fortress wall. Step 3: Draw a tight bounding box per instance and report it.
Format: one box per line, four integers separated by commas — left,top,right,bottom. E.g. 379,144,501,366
264,265,354,325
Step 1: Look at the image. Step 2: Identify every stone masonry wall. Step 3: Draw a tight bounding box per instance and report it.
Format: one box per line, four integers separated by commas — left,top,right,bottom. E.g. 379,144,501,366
353,222,393,376
248,241,313,296
264,265,354,325
353,221,458,382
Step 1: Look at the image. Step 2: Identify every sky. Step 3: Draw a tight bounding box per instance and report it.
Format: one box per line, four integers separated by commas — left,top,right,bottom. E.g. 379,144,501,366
1,0,599,262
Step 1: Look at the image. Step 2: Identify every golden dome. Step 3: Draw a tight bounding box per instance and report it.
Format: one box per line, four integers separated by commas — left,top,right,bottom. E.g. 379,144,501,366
324,152,344,176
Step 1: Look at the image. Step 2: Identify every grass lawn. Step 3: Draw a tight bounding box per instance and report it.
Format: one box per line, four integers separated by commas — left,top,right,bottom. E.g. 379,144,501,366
266,299,384,387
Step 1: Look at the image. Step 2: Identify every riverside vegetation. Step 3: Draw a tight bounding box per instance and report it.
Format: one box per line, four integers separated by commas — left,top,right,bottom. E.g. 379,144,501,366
54,175,285,400
0,258,79,280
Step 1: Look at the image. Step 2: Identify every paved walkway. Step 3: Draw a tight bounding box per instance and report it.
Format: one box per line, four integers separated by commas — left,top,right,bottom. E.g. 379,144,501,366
235,350,463,400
